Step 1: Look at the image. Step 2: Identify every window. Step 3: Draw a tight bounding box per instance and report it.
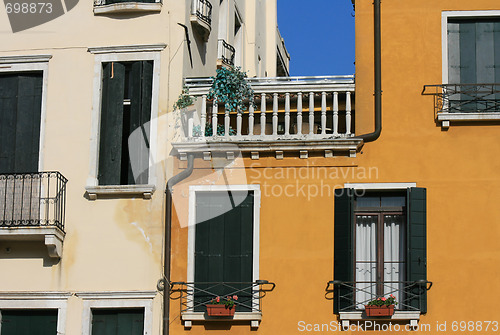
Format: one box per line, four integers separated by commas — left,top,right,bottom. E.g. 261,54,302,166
0,55,50,174
333,187,427,314
78,290,155,335
87,45,164,198
432,11,500,127
1,309,57,335
98,60,152,186
186,185,261,318
91,308,144,335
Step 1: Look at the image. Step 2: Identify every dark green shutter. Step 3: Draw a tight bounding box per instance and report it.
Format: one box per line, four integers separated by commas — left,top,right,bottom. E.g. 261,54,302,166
407,187,427,313
1,309,58,335
0,73,42,174
127,61,152,185
194,191,254,312
91,309,144,335
98,62,126,185
333,188,354,314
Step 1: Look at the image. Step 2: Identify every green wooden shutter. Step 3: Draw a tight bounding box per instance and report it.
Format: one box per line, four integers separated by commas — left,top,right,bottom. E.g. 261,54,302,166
1,309,58,335
0,73,42,174
194,191,254,312
407,187,427,313
91,309,144,335
98,62,125,185
333,188,354,314
127,60,152,185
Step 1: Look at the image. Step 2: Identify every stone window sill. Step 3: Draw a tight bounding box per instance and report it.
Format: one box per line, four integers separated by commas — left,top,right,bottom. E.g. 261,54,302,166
181,311,262,329
85,185,156,200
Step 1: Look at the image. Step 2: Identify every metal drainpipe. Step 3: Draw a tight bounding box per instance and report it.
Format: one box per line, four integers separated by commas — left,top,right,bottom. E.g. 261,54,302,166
163,154,195,335
357,0,382,142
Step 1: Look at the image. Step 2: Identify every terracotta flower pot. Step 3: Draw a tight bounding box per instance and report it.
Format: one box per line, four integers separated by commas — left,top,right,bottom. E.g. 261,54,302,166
364,305,395,316
206,304,236,316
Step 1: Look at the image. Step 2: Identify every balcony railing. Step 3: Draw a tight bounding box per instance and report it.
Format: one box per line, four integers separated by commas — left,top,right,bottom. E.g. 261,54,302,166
423,83,500,127
327,280,432,313
183,75,355,139
174,76,361,158
192,0,212,26
0,171,67,232
217,39,235,67
170,280,275,315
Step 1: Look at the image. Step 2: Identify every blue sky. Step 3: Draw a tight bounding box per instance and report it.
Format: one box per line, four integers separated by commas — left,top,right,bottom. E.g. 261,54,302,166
277,0,355,76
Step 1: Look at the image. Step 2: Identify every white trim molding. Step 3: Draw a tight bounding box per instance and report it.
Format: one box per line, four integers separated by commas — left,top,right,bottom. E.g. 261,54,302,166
339,311,420,330
185,184,261,328
85,185,156,200
344,183,417,190
0,291,70,335
77,291,156,335
87,46,163,196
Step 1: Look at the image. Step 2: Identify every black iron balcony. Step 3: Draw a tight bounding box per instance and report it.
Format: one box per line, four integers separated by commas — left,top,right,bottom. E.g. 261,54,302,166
423,83,500,127
217,39,235,67
326,280,432,313
169,280,275,328
0,171,67,231
192,0,212,26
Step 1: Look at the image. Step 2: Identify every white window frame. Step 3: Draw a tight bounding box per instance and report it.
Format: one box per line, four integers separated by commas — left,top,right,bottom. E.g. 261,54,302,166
185,184,261,324
439,10,500,127
0,55,51,173
86,45,165,199
77,291,156,335
0,292,70,335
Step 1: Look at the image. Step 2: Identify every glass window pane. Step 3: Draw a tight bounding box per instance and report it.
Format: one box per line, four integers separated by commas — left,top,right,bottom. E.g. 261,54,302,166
355,215,377,308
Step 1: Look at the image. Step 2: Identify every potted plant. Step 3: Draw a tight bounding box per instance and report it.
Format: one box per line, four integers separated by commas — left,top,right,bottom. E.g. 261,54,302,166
364,294,397,316
173,86,197,137
206,295,238,316
205,66,254,136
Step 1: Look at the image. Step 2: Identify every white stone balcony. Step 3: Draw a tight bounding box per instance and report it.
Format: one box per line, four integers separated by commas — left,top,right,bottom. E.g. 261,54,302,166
172,76,362,160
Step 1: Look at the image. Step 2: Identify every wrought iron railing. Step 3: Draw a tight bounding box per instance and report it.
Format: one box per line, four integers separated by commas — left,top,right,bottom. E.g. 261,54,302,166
181,75,355,140
218,39,235,67
423,83,500,114
0,172,67,231
192,0,212,26
326,280,432,313
169,280,275,314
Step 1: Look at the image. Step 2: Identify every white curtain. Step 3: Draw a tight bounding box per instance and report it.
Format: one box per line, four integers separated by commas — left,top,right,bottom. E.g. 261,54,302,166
355,215,377,309
383,215,405,309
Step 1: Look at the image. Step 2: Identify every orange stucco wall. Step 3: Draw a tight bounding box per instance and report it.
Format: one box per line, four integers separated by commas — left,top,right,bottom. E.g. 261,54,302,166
167,1,500,334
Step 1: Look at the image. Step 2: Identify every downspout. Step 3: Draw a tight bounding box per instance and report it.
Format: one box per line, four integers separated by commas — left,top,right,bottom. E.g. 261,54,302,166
356,0,382,142
163,154,195,335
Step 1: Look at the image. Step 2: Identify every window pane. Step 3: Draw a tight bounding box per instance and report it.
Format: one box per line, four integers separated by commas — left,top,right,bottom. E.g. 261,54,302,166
355,215,377,309
383,214,405,309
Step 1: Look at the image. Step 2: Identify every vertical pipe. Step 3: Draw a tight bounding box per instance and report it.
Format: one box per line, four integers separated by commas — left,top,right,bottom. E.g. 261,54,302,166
164,155,195,335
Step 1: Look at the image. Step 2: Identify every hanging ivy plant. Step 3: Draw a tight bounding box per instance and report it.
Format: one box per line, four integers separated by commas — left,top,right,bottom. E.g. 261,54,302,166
207,66,255,113
173,85,196,110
